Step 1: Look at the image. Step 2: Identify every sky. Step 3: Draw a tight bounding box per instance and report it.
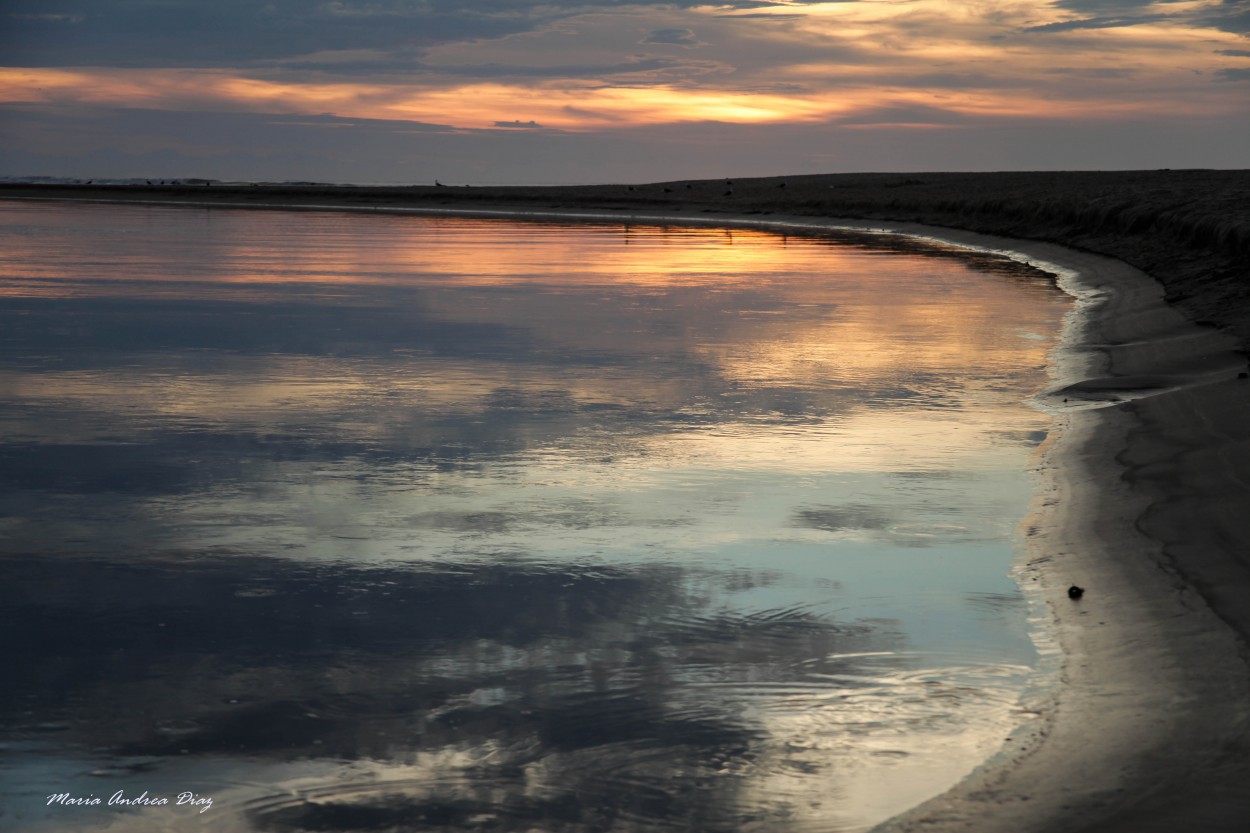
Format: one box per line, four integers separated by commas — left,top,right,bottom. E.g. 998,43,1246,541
1,0,1248,183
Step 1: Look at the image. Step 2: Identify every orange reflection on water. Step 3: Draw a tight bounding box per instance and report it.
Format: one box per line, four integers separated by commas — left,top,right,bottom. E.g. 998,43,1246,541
0,208,1063,437
0,203,1072,833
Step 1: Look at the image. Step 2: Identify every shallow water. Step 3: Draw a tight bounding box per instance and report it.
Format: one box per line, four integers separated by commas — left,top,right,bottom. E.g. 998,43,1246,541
0,202,1068,832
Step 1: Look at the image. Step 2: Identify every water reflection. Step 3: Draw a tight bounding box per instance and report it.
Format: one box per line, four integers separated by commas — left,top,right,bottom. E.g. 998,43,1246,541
0,203,1068,832
1,555,882,829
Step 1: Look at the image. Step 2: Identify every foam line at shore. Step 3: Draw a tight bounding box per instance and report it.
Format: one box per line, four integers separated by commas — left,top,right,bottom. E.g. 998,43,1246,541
5,193,1250,832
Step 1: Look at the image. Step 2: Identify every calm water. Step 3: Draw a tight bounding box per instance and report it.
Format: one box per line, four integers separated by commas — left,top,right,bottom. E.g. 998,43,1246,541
0,202,1068,832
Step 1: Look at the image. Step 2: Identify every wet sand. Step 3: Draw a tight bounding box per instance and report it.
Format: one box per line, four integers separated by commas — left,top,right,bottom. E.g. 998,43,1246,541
864,224,1250,833
4,171,1250,831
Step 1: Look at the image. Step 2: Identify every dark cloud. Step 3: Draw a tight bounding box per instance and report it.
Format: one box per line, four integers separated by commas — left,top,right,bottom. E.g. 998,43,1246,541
3,101,1246,184
902,72,1026,89
1215,48,1250,56
832,104,978,127
1203,0,1250,34
414,55,730,81
1026,0,1250,34
641,27,703,47
1215,66,1250,80
1052,0,1176,10
1024,13,1171,32
493,119,543,128
0,0,773,69
1039,65,1136,78
0,1,498,67
255,53,731,80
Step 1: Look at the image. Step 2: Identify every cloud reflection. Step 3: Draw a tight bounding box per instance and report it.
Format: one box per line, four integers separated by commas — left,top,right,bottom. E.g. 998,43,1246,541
0,204,1059,831
0,552,902,832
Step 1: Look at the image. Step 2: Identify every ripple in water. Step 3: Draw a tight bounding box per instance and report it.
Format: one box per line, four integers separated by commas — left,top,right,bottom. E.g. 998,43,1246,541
0,203,1069,832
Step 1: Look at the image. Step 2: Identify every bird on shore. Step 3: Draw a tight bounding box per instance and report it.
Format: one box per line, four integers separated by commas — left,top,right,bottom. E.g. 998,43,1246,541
1068,585,1085,600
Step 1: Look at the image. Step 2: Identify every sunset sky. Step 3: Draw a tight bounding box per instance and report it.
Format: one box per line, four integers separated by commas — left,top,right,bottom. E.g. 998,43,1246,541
2,0,1247,183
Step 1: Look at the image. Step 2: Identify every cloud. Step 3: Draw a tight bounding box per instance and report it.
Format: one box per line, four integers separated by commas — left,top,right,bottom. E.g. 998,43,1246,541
1203,1,1250,35
640,27,704,47
1215,66,1250,80
5,102,1249,184
1023,14,1169,32
1052,0,1174,10
493,119,544,128
8,12,85,23
0,1,781,69
2,0,1246,178
832,104,978,129
405,55,733,82
0,1,542,68
1022,0,1250,34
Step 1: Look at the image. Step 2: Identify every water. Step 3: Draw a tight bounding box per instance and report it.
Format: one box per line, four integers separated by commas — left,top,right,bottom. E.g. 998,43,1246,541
0,202,1069,832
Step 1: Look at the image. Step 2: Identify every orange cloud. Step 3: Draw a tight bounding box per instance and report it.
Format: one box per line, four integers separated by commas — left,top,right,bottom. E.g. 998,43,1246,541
2,0,1244,132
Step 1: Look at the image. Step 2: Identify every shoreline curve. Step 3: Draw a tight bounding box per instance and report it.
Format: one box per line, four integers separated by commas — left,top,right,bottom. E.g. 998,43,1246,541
4,178,1249,832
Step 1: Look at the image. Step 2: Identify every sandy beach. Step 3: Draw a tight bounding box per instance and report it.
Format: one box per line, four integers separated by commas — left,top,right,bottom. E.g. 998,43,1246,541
4,171,1249,832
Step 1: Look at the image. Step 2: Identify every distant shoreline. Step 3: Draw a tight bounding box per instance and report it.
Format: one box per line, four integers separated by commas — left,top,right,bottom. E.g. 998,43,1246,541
2,170,1247,341
4,172,1250,832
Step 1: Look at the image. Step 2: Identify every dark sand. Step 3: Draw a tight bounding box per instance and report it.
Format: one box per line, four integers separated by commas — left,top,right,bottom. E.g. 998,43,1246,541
4,171,1249,832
